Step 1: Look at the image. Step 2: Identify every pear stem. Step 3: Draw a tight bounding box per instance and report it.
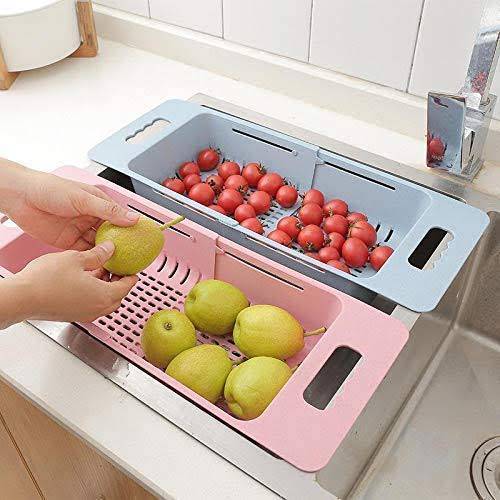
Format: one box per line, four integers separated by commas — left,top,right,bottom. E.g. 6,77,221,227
303,327,327,337
159,215,185,231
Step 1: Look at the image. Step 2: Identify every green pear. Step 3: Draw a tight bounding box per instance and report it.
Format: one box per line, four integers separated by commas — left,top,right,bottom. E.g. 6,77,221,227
224,357,292,420
166,344,233,403
95,215,184,275
184,279,249,336
141,310,196,369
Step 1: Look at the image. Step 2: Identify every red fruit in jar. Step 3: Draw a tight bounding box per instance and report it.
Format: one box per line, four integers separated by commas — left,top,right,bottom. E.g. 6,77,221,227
257,173,284,197
299,203,323,226
428,137,445,159
342,238,369,268
318,246,341,263
277,216,302,240
197,148,219,171
242,162,266,187
178,162,200,178
346,212,368,225
218,161,240,180
234,203,256,223
224,174,249,194
206,174,224,194
248,190,271,215
217,188,244,214
268,229,292,247
208,204,227,215
188,183,215,206
275,185,298,208
240,217,264,234
162,177,185,194
305,252,321,261
327,260,351,274
327,232,346,251
323,215,349,236
302,188,324,207
183,173,202,191
369,246,394,271
297,225,325,252
349,220,377,247
323,199,348,217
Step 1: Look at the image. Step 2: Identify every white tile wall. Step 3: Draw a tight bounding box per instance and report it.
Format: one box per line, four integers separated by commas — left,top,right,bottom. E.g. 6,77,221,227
149,0,223,37
95,0,149,18
222,0,312,62
309,0,425,91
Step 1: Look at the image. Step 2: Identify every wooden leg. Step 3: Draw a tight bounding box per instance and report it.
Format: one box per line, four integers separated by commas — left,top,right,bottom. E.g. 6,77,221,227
0,45,19,91
71,0,98,58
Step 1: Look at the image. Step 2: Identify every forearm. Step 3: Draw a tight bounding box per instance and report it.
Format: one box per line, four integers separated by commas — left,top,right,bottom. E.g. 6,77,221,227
0,276,35,330
0,157,33,217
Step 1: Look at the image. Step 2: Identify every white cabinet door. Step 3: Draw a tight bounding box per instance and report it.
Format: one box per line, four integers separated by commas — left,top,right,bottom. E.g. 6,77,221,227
94,0,150,17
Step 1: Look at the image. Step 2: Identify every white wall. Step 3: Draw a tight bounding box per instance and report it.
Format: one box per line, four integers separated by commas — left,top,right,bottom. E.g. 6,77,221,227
95,0,500,119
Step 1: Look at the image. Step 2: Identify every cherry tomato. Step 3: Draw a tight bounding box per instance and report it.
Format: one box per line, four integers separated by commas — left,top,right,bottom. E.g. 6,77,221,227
302,189,324,207
349,220,377,247
342,238,369,268
305,252,321,261
162,177,185,194
297,225,325,251
188,183,215,206
369,246,394,271
346,212,368,225
234,203,256,223
323,215,349,236
318,246,340,263
224,174,249,194
240,217,264,234
183,173,202,191
323,199,348,217
268,229,292,247
276,185,298,208
217,188,244,214
178,162,200,178
327,232,346,252
197,148,219,171
327,260,350,274
208,204,227,215
428,137,445,159
218,161,240,180
242,162,266,187
248,190,271,215
257,173,284,198
299,203,323,226
277,216,302,240
206,174,224,194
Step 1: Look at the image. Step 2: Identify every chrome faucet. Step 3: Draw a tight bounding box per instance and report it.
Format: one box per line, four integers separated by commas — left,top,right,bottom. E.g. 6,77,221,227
427,0,500,180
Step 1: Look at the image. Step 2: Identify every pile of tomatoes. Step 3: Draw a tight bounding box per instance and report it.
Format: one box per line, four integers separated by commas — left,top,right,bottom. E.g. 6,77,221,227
162,148,394,275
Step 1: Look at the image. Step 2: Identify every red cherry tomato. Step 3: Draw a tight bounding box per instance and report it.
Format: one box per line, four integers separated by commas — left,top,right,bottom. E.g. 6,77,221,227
327,260,351,274
277,216,302,240
349,220,377,247
299,203,323,226
346,212,368,225
218,161,240,180
224,174,249,194
370,246,394,271
305,252,321,261
240,217,264,234
217,188,244,214
234,203,256,223
208,204,227,215
275,185,298,208
257,173,284,197
323,199,348,217
297,225,325,252
302,188,325,207
327,232,346,252
242,162,266,187
162,178,185,194
197,148,219,171
178,162,200,178
323,215,349,236
183,173,202,191
342,238,369,268
428,137,445,159
318,246,340,263
268,229,292,247
206,174,224,194
248,190,271,215
188,183,215,206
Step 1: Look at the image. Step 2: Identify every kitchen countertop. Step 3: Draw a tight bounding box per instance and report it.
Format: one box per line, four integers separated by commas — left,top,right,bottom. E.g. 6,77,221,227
0,38,498,499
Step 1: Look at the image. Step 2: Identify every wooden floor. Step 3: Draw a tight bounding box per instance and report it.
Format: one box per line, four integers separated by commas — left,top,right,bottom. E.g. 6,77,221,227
0,379,156,499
